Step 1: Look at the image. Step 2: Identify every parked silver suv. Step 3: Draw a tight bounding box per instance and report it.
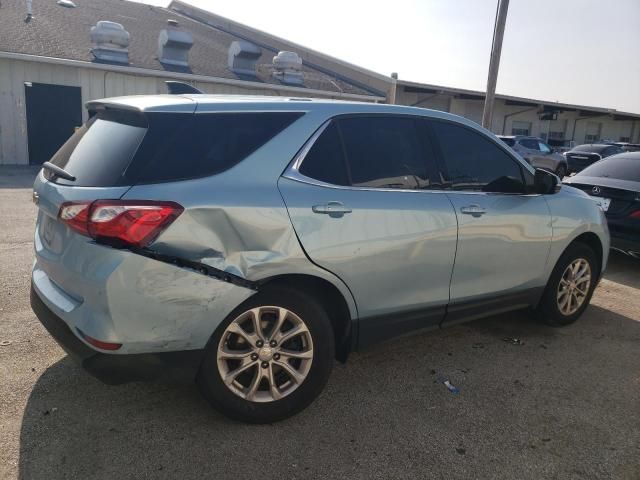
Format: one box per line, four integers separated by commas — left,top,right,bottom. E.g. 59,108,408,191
498,135,568,177
31,95,609,423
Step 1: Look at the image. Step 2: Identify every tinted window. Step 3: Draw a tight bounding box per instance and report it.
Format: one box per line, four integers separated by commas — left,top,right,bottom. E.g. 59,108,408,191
520,138,539,150
299,122,349,186
430,120,525,193
578,156,640,182
572,144,609,153
47,111,147,186
499,137,516,146
132,112,303,184
338,116,430,189
603,146,622,157
48,111,302,186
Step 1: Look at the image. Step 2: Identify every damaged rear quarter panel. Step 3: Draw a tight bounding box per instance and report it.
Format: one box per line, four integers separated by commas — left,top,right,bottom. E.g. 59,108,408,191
121,109,358,320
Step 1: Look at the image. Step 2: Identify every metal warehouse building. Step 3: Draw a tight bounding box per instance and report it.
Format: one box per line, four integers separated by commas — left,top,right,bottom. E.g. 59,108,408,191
1,0,638,165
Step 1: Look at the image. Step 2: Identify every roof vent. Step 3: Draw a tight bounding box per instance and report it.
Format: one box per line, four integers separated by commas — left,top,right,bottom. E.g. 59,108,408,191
272,51,303,86
90,21,130,64
228,41,261,76
158,21,193,67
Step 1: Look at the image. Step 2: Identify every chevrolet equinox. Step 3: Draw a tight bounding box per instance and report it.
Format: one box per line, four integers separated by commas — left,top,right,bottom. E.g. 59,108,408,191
31,95,610,423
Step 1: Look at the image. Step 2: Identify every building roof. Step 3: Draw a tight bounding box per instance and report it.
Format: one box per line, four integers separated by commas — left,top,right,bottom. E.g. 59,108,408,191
398,79,640,120
0,0,378,97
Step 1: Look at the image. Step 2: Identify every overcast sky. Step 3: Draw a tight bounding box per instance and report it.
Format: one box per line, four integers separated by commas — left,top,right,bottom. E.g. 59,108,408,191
138,0,640,113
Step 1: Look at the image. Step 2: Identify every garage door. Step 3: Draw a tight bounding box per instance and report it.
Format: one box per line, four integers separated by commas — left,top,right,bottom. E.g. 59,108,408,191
25,82,82,165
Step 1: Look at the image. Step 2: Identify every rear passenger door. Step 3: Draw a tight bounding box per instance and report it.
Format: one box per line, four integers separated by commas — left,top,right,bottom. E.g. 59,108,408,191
426,120,552,322
278,115,458,345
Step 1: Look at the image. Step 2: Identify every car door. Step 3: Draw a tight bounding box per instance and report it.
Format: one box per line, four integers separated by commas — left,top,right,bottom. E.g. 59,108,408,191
426,119,553,323
278,115,458,345
536,140,557,171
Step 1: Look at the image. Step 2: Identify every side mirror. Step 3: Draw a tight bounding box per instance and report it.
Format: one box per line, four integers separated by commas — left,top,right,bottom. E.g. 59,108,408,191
533,168,560,194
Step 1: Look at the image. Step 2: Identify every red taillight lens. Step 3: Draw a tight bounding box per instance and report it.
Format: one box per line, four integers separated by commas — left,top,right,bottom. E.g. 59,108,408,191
630,210,640,219
59,202,91,236
58,200,183,248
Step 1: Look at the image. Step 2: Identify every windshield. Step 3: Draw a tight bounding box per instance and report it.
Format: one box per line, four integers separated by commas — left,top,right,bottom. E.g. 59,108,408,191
572,144,608,153
577,156,640,182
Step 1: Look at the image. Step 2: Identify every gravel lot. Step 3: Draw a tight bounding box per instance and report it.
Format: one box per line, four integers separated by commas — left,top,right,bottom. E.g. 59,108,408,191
1,166,639,480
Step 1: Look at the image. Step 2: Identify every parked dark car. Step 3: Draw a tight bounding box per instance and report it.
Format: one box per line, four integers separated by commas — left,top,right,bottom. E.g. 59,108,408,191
617,143,640,153
564,152,640,258
565,144,625,173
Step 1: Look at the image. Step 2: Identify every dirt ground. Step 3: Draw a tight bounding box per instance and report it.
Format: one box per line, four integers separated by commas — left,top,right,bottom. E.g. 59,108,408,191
1,166,639,479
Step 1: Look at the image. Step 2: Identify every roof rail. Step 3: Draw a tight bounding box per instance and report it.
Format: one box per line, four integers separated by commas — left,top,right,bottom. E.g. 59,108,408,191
165,81,203,94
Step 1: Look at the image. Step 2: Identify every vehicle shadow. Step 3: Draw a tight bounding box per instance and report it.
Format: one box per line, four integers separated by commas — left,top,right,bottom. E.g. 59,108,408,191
18,305,640,479
604,250,640,289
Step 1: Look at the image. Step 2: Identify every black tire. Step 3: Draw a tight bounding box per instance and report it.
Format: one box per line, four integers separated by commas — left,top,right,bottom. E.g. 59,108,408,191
197,285,335,423
556,163,567,178
535,242,599,327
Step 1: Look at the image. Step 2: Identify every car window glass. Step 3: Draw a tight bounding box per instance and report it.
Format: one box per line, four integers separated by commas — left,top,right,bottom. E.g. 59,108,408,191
538,142,552,153
299,122,349,186
128,112,303,184
578,156,640,181
520,139,539,150
430,120,525,193
338,116,430,189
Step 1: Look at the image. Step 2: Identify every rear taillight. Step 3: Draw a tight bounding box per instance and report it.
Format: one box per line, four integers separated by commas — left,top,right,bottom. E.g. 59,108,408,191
630,210,640,219
58,200,183,248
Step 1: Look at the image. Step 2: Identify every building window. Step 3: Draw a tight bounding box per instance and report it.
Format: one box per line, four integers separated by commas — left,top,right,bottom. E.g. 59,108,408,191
585,122,601,143
511,121,531,136
548,131,565,140
619,136,631,142
548,119,567,141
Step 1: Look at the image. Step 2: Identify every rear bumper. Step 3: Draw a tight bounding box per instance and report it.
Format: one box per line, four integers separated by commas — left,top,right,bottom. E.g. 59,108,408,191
31,285,204,385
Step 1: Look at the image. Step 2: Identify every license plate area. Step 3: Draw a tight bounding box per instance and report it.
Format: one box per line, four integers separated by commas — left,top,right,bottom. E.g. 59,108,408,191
39,213,66,254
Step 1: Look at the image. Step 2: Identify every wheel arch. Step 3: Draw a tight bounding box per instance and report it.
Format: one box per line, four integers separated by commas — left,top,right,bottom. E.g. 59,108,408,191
566,231,604,275
258,274,356,362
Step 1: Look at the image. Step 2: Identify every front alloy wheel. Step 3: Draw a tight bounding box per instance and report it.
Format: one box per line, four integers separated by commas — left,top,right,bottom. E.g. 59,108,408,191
535,242,598,326
556,258,591,316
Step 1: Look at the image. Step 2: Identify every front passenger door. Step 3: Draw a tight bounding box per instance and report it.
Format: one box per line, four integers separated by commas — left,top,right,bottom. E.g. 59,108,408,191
427,120,553,322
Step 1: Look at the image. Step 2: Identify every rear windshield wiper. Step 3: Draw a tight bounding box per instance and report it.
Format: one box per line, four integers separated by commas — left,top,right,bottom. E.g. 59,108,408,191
42,162,76,182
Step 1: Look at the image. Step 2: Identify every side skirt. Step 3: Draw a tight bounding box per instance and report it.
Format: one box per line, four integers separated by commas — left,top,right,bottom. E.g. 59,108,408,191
356,287,544,351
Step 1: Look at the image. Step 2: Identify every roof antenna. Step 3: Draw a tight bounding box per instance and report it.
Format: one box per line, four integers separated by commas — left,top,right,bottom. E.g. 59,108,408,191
25,0,33,22
165,81,203,95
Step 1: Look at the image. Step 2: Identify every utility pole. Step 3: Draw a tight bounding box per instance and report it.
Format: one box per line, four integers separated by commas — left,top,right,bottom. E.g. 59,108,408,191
482,0,510,130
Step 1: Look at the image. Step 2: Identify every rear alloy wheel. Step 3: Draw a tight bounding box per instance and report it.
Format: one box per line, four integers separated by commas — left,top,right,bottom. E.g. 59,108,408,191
216,306,314,403
197,286,334,423
535,243,599,326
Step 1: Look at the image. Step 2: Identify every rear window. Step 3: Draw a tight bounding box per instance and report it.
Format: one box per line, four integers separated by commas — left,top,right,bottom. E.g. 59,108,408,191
499,137,516,146
577,156,640,182
572,144,608,153
46,111,303,186
47,110,147,186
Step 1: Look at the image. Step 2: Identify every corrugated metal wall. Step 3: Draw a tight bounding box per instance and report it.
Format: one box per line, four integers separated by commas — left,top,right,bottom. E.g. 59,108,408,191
0,58,320,165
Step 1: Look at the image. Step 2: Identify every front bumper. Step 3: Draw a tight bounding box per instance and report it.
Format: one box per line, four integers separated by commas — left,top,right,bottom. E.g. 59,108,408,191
31,285,204,385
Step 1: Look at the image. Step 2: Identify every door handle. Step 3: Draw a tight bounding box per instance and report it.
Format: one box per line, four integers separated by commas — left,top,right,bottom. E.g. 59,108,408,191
460,204,486,217
312,201,352,217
